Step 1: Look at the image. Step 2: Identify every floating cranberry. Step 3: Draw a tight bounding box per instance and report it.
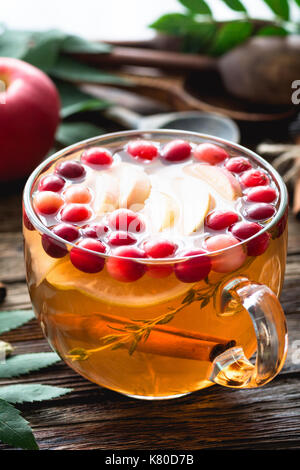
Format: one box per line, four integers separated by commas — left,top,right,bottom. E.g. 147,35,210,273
42,234,68,258
107,231,137,246
247,232,270,256
64,185,92,204
23,207,35,231
70,238,106,273
143,239,178,258
194,143,228,165
205,234,247,273
60,204,92,223
52,223,79,242
81,147,113,167
174,250,211,283
205,210,239,231
246,203,276,221
230,221,269,256
230,221,261,240
81,223,109,239
162,139,192,162
34,191,64,215
106,247,147,282
55,161,86,179
127,140,158,161
240,169,269,187
38,174,65,192
247,186,277,203
225,157,252,173
147,265,173,279
108,209,145,233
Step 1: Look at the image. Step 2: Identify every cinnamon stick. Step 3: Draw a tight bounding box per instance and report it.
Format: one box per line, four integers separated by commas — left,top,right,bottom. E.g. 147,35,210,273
49,311,236,363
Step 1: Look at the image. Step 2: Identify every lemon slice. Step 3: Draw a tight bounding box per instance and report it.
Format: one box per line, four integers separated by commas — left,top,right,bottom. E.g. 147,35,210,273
46,260,193,308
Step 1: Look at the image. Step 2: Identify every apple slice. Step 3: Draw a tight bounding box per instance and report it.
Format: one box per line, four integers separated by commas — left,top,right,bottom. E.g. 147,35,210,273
184,163,242,201
93,171,119,215
114,162,151,209
172,177,213,235
143,190,179,232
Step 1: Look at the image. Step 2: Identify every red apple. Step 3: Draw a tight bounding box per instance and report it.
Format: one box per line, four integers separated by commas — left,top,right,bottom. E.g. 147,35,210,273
0,58,60,181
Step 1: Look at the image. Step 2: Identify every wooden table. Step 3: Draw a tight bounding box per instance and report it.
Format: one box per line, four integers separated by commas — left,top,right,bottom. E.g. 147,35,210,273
0,160,300,451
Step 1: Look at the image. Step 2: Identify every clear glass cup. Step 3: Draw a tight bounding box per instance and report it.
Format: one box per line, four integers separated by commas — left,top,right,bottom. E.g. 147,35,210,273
23,130,288,399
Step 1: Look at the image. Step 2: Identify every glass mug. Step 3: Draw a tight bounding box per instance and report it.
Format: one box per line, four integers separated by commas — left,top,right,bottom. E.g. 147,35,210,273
23,130,288,399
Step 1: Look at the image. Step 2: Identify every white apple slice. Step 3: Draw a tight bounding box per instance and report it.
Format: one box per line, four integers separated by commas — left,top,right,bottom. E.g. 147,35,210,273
93,171,119,215
143,190,179,232
184,163,242,201
114,162,151,209
172,177,213,235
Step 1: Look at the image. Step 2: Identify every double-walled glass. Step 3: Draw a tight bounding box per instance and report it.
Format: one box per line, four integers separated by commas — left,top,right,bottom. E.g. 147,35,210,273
23,130,288,399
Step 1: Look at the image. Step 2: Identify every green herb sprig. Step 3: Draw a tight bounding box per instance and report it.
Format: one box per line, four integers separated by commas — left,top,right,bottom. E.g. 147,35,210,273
150,0,300,56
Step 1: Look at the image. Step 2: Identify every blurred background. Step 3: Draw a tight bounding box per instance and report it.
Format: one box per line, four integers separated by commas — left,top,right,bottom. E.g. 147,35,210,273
3,0,299,40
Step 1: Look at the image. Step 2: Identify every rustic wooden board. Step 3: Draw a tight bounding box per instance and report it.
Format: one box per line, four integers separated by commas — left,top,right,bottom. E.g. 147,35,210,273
0,186,300,450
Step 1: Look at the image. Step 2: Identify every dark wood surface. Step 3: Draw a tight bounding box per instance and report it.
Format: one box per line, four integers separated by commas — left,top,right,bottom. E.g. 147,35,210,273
0,150,300,451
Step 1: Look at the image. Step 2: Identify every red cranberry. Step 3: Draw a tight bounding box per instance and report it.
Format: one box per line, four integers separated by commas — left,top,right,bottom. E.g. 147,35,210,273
107,231,137,246
42,234,68,258
23,208,35,231
127,140,158,161
246,203,276,221
204,235,247,273
108,209,145,233
60,204,92,223
81,147,113,166
55,161,85,179
38,175,65,192
206,210,239,231
34,191,64,215
247,232,270,256
143,239,177,258
70,238,106,273
162,139,191,162
247,186,277,203
273,210,288,239
107,247,147,282
225,157,252,173
240,169,270,187
194,143,228,165
230,221,262,240
81,223,109,239
174,250,211,283
230,221,269,257
52,223,79,242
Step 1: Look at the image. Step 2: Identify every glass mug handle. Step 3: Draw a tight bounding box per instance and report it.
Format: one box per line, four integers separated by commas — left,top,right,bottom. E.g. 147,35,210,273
210,277,288,388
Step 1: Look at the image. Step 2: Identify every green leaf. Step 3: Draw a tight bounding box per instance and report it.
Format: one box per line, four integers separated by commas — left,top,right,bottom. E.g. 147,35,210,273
56,122,104,146
220,0,247,12
22,29,66,71
0,29,34,58
257,25,289,36
0,399,38,450
181,22,217,53
61,35,111,54
0,310,35,335
0,352,60,378
56,81,110,119
178,0,212,15
150,13,196,35
0,384,72,404
263,0,289,20
209,20,253,56
49,56,128,85
295,0,300,7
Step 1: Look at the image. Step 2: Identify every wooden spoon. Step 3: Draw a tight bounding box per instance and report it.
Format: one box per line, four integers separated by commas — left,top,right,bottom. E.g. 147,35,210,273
74,36,300,106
